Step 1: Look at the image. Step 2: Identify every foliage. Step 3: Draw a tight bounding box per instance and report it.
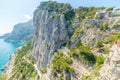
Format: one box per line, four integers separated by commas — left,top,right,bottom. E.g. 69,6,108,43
112,23,120,28
51,50,74,77
81,56,105,80
27,55,36,64
96,40,104,48
9,42,38,80
66,39,71,48
100,22,108,30
38,1,75,21
86,24,95,29
72,26,84,37
14,42,31,65
99,48,110,54
70,46,96,64
105,33,120,43
52,14,61,18
76,39,82,48
40,67,47,74
75,7,104,19
106,7,114,11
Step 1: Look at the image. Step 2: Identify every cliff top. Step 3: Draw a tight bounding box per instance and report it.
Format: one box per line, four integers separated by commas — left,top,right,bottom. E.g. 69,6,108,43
38,1,72,12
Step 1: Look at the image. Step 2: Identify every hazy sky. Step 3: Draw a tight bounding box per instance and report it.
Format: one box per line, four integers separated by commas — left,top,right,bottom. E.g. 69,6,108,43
0,0,120,35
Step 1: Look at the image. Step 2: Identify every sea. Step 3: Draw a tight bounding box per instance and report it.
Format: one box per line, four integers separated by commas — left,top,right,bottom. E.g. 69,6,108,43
0,39,23,73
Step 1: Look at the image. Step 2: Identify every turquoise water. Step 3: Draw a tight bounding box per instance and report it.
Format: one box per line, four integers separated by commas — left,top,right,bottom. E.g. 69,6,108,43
0,39,22,73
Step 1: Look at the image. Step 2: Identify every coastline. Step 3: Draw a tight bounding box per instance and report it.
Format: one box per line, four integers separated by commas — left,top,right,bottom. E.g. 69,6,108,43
3,46,22,79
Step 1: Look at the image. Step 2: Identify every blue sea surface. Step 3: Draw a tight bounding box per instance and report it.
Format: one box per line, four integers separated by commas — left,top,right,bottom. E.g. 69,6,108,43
0,39,23,73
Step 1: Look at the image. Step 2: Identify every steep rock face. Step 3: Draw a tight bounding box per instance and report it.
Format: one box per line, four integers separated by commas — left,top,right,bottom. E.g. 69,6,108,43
32,2,73,69
99,44,120,80
1,20,34,42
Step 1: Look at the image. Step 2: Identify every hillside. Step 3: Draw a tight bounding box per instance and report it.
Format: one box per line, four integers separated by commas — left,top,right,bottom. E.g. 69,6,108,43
3,1,120,80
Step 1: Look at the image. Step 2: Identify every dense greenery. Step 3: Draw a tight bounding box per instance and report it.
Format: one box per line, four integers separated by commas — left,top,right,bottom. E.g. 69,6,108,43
70,46,96,64
51,50,74,78
9,42,38,80
96,40,104,48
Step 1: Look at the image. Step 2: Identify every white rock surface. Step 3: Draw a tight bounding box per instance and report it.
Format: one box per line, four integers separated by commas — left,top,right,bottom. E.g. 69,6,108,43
99,44,120,80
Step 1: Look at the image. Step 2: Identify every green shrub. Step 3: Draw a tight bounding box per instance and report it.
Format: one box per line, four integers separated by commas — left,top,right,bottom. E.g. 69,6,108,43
71,46,96,64
51,50,74,77
82,56,105,80
86,24,95,29
76,39,82,48
40,67,47,73
105,33,120,43
52,14,61,18
95,56,105,65
75,7,103,19
66,39,71,48
103,48,110,54
106,7,114,11
112,23,120,28
96,40,104,48
99,48,110,54
72,27,84,37
100,22,108,30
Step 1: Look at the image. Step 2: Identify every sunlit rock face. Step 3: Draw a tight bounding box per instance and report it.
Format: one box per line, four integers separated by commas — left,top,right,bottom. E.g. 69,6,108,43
32,1,73,69
99,43,120,80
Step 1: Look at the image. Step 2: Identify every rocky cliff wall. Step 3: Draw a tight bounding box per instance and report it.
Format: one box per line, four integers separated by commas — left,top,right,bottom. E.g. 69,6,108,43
32,1,73,69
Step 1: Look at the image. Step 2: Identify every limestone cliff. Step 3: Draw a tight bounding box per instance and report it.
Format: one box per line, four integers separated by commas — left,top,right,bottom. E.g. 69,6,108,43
32,1,73,69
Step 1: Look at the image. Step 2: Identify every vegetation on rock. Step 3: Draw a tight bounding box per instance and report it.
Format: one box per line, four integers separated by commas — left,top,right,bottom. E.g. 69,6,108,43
9,42,38,80
51,50,74,78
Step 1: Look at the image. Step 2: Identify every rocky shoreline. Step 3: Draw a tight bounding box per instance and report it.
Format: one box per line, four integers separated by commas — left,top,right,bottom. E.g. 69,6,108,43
3,54,16,78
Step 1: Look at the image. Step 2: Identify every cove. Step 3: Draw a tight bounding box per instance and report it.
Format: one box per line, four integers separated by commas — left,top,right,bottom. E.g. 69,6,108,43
0,39,22,73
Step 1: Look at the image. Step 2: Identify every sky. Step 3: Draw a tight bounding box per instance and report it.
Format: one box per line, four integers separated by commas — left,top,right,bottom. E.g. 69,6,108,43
0,0,120,35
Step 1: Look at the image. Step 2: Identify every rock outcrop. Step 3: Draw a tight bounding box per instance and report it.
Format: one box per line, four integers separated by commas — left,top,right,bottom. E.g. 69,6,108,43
32,1,73,69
